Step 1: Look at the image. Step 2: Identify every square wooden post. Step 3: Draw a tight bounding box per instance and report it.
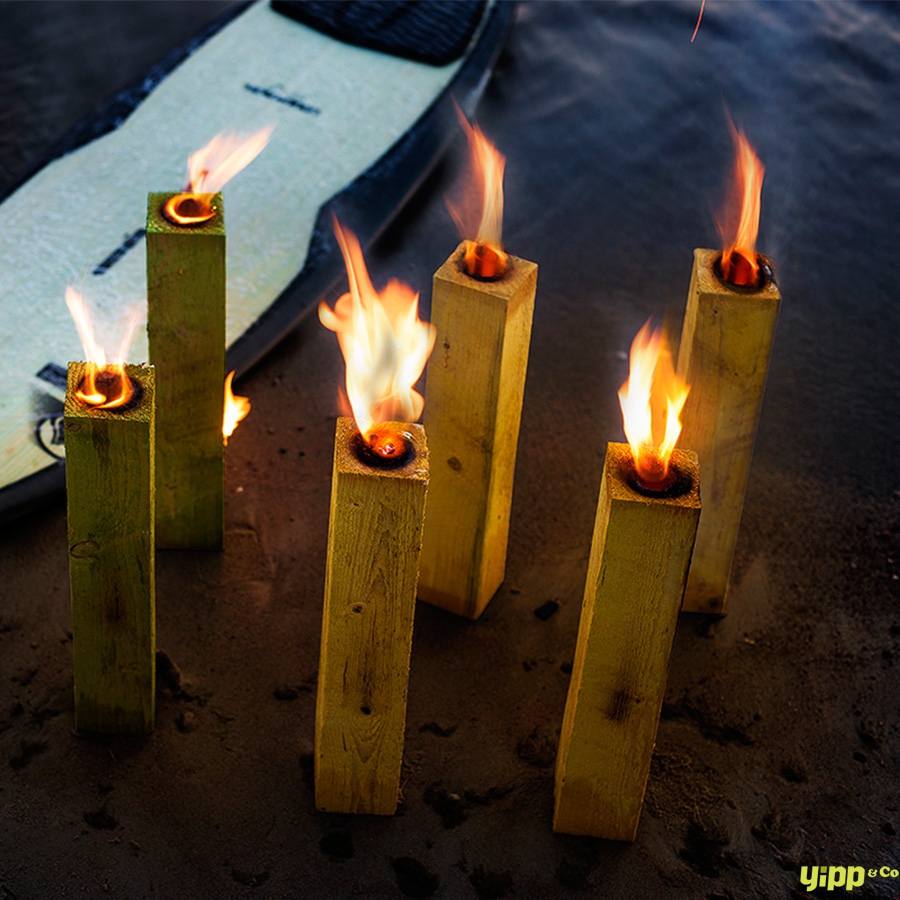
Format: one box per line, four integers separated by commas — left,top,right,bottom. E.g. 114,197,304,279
315,418,429,815
676,248,780,613
65,362,156,735
418,243,537,620
554,443,700,841
146,191,225,550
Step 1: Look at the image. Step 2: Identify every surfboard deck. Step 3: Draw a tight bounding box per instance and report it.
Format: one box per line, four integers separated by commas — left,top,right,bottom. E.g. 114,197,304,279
0,0,514,524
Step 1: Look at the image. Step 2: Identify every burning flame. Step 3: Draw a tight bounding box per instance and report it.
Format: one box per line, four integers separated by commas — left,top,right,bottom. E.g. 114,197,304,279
65,287,140,409
718,122,765,287
164,126,273,226
452,106,508,279
318,218,436,441
618,321,690,487
186,127,273,194
690,0,706,42
223,371,251,446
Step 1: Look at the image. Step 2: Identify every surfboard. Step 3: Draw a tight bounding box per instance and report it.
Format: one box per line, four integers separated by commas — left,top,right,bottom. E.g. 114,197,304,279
0,0,514,523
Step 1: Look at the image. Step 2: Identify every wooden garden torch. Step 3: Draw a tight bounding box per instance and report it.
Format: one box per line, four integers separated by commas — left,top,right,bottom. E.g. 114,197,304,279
63,288,156,735
554,322,701,841
676,123,781,613
315,218,435,816
146,127,270,549
418,110,538,620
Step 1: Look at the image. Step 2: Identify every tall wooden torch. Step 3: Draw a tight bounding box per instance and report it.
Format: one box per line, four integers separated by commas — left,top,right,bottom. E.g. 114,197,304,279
147,128,270,549
677,126,781,613
418,112,537,620
64,288,156,735
315,220,435,815
554,322,700,841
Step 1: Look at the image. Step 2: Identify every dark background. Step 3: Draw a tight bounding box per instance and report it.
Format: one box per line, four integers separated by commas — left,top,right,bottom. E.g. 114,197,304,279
1,2,899,898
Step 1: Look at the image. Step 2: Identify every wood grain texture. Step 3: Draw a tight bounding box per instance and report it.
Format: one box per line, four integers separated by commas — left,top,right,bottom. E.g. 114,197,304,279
676,248,780,613
554,443,700,841
64,362,156,735
315,418,429,815
418,243,537,620
146,191,225,550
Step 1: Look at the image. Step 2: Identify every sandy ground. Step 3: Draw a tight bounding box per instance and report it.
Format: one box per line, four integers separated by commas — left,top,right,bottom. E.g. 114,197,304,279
1,2,899,898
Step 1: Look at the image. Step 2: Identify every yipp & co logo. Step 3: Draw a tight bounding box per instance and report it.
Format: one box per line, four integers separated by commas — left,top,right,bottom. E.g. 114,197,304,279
800,864,899,892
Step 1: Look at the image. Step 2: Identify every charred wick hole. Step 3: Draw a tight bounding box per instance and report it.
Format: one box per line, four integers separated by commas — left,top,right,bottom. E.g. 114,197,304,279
76,373,143,413
457,246,511,283
712,252,774,293
161,193,216,227
349,429,415,470
625,461,694,500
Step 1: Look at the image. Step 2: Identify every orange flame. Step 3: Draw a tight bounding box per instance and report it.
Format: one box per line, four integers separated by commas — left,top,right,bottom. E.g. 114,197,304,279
223,371,251,446
318,219,436,440
618,321,690,486
187,126,273,194
65,287,140,409
164,126,273,226
452,106,508,279
719,123,765,287
690,0,706,42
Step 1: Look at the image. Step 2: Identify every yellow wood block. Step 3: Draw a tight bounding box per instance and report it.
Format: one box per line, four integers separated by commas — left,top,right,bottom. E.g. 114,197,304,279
315,418,429,815
677,248,780,613
554,443,700,841
65,362,156,735
418,243,537,620
146,191,225,550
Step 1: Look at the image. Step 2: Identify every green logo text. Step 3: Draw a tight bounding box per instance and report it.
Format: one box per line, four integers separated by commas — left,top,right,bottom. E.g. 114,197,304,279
800,865,899,892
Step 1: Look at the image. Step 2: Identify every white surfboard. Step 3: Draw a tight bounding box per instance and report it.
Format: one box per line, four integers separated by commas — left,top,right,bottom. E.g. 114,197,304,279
0,0,513,522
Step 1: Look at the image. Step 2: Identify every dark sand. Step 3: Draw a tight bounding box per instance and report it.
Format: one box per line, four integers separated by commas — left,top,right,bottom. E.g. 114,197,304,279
1,2,898,898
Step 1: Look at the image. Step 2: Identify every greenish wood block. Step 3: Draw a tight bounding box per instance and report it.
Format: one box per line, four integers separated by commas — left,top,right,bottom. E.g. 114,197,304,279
146,191,225,550
65,362,156,735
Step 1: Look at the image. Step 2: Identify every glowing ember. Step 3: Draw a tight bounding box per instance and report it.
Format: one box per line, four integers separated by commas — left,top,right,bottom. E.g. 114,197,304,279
366,426,408,460
451,105,509,279
222,370,251,446
464,241,507,280
318,218,436,443
65,287,140,409
718,122,765,287
163,192,217,226
163,126,273,226
618,321,690,488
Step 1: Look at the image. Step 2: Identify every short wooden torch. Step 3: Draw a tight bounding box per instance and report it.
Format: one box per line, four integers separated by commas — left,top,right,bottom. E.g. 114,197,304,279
315,220,435,815
146,128,270,549
418,113,537,620
554,322,700,841
677,127,781,613
63,288,155,735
